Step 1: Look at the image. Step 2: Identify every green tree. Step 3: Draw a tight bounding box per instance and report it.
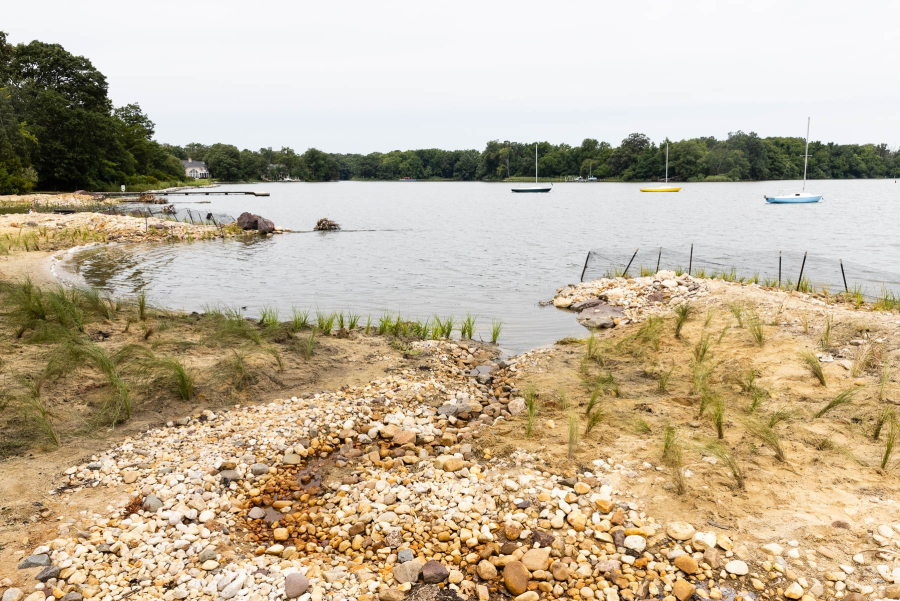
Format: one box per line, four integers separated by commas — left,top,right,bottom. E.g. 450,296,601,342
205,143,241,180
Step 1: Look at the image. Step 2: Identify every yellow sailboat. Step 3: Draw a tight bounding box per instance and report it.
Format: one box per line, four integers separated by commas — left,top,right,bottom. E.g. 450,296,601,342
640,142,681,192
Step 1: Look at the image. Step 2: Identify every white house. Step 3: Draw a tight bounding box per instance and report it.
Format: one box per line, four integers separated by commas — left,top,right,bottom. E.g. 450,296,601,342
182,158,210,179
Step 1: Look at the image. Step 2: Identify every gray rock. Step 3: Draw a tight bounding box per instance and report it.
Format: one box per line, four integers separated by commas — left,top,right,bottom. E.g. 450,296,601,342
2,588,24,601
248,507,266,520
35,565,61,581
392,559,423,584
249,463,269,476
284,573,310,598
397,548,415,563
87,462,101,470
422,560,449,584
577,303,624,329
198,547,217,562
97,543,112,553
437,404,459,417
219,469,241,484
597,560,621,574
61,594,83,601
18,554,50,569
142,494,163,513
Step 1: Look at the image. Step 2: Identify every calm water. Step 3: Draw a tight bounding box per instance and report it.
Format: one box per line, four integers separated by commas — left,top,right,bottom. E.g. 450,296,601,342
61,180,900,354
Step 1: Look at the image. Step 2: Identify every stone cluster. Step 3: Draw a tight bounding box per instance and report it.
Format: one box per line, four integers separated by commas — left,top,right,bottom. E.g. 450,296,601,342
552,272,710,327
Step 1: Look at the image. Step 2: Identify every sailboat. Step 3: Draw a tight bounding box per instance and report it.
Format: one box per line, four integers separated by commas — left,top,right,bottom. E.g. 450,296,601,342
765,118,822,204
512,145,552,193
640,142,681,192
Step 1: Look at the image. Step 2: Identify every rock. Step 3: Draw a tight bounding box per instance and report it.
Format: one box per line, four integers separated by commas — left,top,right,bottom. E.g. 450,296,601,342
60,593,83,601
761,542,784,556
283,453,303,465
532,530,555,547
393,560,422,584
198,547,217,562
122,470,139,484
521,548,551,571
219,469,241,484
313,218,340,232
393,430,417,446
142,494,163,513
476,560,497,580
250,463,269,476
667,521,696,541
284,573,310,598
673,579,696,601
674,554,699,574
198,509,215,523
248,507,266,520
397,549,415,563
503,561,530,596
220,575,246,599
201,560,219,570
551,562,570,581
422,560,449,584
380,588,404,601
237,212,276,234
624,534,647,552
2,589,23,601
515,593,540,601
577,304,625,329
784,582,804,599
887,585,900,600
17,554,50,569
844,594,866,601
273,528,289,541
566,510,587,531
691,531,716,550
504,521,523,540
507,397,526,416
35,565,60,581
553,297,573,308
442,457,465,472
725,560,749,576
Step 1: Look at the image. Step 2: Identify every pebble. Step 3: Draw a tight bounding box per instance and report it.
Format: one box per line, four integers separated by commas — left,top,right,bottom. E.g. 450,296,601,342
726,560,749,576
284,573,310,598
392,559,422,584
667,521,696,541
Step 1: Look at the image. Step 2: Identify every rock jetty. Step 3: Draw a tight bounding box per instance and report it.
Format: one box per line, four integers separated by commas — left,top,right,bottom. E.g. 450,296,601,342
552,271,710,327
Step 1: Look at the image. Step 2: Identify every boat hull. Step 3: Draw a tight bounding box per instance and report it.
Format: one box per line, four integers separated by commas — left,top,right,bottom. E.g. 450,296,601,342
765,194,822,204
511,187,552,193
640,187,681,192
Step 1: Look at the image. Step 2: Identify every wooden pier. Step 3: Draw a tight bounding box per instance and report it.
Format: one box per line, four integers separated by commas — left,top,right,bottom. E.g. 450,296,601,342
103,190,270,197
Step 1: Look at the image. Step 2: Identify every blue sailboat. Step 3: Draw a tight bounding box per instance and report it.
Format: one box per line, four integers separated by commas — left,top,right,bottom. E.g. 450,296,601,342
765,118,822,204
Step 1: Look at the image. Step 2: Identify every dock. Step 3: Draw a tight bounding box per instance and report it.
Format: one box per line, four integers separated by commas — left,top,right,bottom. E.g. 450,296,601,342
102,190,270,197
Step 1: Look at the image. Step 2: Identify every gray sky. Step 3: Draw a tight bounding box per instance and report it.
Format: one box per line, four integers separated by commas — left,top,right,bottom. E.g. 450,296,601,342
6,0,899,153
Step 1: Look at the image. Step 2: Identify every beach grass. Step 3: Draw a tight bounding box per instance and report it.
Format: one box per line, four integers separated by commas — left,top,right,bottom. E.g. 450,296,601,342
814,388,857,418
800,350,827,386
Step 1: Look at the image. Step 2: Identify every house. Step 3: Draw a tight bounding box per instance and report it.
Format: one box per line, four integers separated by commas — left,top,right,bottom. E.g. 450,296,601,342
182,158,210,179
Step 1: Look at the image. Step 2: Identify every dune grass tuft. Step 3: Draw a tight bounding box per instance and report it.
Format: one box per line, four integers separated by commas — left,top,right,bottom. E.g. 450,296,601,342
800,350,827,386
814,388,857,418
673,302,696,339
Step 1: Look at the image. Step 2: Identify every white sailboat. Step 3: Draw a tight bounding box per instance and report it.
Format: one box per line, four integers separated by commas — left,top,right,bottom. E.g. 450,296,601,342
512,145,552,193
640,142,681,192
765,118,822,204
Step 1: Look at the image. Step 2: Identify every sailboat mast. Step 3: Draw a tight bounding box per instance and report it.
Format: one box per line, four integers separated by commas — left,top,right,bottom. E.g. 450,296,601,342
802,117,810,192
535,144,538,183
665,142,669,184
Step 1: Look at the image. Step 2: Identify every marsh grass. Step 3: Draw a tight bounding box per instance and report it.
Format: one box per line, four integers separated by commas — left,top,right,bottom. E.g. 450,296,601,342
691,359,714,396
814,388,857,418
348,313,361,330
228,350,255,390
852,342,880,378
745,418,786,462
585,333,604,365
18,374,60,447
337,312,346,331
704,440,744,489
874,407,895,440
746,309,765,346
567,411,580,457
636,315,663,351
491,319,502,344
801,314,809,333
661,425,686,494
137,291,148,321
712,395,726,438
767,407,795,428
692,333,712,364
259,306,280,329
821,313,834,350
156,357,195,400
800,350,827,386
291,307,311,332
879,360,892,401
596,371,620,397
657,367,673,393
299,329,318,360
378,313,392,335
673,302,695,338
317,311,336,335
882,419,897,471
461,314,477,339
525,387,538,438
365,314,372,335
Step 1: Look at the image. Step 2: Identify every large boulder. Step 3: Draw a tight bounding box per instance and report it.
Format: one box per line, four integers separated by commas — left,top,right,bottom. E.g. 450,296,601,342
236,212,275,234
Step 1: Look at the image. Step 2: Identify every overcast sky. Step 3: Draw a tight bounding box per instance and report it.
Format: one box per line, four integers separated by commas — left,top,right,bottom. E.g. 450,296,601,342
5,0,899,153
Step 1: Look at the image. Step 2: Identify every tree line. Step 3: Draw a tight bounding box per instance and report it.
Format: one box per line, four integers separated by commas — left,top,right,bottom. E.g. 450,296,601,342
2,32,899,193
